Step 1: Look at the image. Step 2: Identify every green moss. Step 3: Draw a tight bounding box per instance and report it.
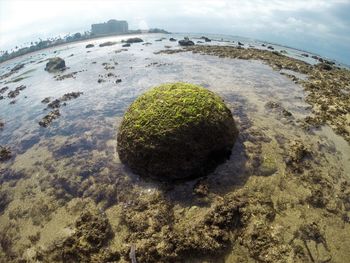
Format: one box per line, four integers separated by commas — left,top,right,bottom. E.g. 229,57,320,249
117,82,238,180
123,83,229,137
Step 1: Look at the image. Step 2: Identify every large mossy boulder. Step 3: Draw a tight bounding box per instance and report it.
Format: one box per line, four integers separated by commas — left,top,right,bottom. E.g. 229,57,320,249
117,82,238,180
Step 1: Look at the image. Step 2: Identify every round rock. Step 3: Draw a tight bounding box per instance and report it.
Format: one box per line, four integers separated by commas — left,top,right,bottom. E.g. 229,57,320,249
117,82,238,180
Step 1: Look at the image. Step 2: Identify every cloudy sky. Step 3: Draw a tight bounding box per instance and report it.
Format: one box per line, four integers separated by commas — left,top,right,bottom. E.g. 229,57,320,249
0,0,349,64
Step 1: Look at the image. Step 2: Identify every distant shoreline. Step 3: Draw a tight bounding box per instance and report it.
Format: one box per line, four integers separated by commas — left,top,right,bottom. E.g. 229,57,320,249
0,31,168,65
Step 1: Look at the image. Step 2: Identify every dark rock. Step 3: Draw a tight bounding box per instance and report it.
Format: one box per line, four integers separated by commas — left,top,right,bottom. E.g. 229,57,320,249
178,38,195,46
261,44,266,47
125,37,143,44
47,92,83,109
0,146,12,162
7,90,19,98
200,36,211,42
169,37,177,42
47,99,61,109
311,55,319,60
122,43,130,47
45,57,66,73
61,92,83,101
99,41,117,47
7,85,26,98
85,44,94,48
54,72,78,81
39,110,60,127
301,53,309,57
11,63,24,72
0,189,12,213
238,42,244,46
0,87,9,94
115,79,122,83
97,78,105,83
316,63,333,71
267,46,274,50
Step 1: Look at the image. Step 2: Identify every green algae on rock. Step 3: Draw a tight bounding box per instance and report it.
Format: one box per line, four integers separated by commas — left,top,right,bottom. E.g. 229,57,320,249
117,82,238,180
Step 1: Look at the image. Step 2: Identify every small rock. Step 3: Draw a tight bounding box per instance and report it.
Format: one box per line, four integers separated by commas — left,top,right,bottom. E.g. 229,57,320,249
122,43,131,47
200,36,211,42
125,37,143,43
85,44,94,48
41,97,51,103
0,146,12,162
45,57,66,73
99,41,117,47
0,87,9,94
178,38,194,46
39,110,60,127
11,63,24,72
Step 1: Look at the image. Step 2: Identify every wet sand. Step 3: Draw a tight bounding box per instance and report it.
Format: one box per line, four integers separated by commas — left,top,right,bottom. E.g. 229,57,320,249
0,34,349,262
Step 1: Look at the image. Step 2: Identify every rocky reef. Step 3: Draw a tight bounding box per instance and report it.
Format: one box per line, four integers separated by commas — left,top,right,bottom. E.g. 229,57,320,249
117,82,238,180
162,45,350,143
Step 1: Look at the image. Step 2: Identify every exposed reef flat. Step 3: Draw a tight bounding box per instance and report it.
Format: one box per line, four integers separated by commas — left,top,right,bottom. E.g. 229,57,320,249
158,45,350,143
0,35,349,263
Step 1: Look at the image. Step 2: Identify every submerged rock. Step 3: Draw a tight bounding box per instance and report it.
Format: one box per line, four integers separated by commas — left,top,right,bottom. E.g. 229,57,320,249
122,43,130,47
85,44,94,48
7,85,26,98
0,146,12,162
316,62,333,71
39,110,60,127
117,82,238,180
42,210,117,262
169,37,177,42
11,63,24,72
0,86,9,94
45,57,66,73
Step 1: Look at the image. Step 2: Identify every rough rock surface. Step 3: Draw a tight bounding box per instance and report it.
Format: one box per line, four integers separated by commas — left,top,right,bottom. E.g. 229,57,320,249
45,57,66,73
125,37,143,44
117,82,238,180
178,38,195,46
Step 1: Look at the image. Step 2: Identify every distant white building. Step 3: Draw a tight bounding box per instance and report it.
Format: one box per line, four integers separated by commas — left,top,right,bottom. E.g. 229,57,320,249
91,19,128,36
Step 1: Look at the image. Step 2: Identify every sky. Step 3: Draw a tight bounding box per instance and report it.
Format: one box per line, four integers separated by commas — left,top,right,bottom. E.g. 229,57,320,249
0,0,349,64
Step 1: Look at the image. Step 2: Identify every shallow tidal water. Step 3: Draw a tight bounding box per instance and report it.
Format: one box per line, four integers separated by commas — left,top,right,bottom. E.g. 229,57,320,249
0,33,349,262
